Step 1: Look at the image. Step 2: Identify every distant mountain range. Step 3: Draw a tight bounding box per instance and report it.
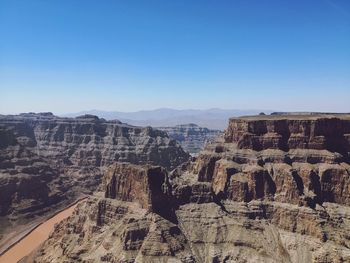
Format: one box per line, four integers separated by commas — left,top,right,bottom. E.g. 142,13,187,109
61,108,273,130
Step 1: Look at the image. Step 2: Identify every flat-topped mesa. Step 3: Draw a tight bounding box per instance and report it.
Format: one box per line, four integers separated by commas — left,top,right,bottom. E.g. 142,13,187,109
181,114,350,208
224,114,350,157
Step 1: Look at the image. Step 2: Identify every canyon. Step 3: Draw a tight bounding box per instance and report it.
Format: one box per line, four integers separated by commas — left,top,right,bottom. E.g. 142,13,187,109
158,124,222,154
0,113,189,254
25,113,350,263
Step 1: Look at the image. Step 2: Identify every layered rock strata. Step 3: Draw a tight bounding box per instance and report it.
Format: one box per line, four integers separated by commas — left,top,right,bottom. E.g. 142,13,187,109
33,114,350,263
0,113,189,241
158,124,222,154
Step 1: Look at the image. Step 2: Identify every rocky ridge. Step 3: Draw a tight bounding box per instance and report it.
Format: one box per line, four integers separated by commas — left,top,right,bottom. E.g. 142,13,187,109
32,114,350,262
0,113,189,243
158,124,222,154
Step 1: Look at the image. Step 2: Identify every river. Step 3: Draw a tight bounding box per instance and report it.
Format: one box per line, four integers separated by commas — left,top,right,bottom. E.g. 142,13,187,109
0,200,83,263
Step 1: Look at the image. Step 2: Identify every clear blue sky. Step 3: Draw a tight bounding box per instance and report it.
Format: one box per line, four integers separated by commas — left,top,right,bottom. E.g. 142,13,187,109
1,0,349,114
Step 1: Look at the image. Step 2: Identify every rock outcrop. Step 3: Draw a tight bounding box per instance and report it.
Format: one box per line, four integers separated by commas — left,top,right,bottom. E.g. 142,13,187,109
158,124,222,154
103,163,173,216
31,114,350,262
224,115,350,157
0,113,189,241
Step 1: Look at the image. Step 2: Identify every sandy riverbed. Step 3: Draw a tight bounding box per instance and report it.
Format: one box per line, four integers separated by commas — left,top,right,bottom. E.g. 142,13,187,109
0,201,83,263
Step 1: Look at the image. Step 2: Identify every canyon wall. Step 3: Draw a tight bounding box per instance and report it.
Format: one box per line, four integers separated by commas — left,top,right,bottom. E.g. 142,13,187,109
0,113,189,240
32,114,350,263
158,124,222,154
224,115,350,156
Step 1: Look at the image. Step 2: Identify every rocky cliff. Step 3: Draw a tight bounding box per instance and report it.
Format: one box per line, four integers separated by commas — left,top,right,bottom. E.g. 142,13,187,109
158,124,222,154
32,114,350,262
0,113,189,242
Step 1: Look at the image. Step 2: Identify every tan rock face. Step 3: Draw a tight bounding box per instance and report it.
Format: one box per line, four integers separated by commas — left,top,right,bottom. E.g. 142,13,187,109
33,114,350,263
104,163,171,215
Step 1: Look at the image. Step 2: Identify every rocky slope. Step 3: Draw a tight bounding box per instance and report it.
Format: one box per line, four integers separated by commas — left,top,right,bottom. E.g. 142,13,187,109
32,114,350,263
0,113,189,242
158,124,222,154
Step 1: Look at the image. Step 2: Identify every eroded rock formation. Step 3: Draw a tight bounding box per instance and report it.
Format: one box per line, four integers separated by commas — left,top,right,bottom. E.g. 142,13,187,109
0,113,189,241
32,114,350,262
158,124,222,154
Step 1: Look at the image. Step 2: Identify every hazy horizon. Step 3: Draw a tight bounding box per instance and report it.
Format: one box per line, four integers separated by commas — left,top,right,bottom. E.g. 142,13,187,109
2,107,350,117
1,107,274,116
1,1,349,114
